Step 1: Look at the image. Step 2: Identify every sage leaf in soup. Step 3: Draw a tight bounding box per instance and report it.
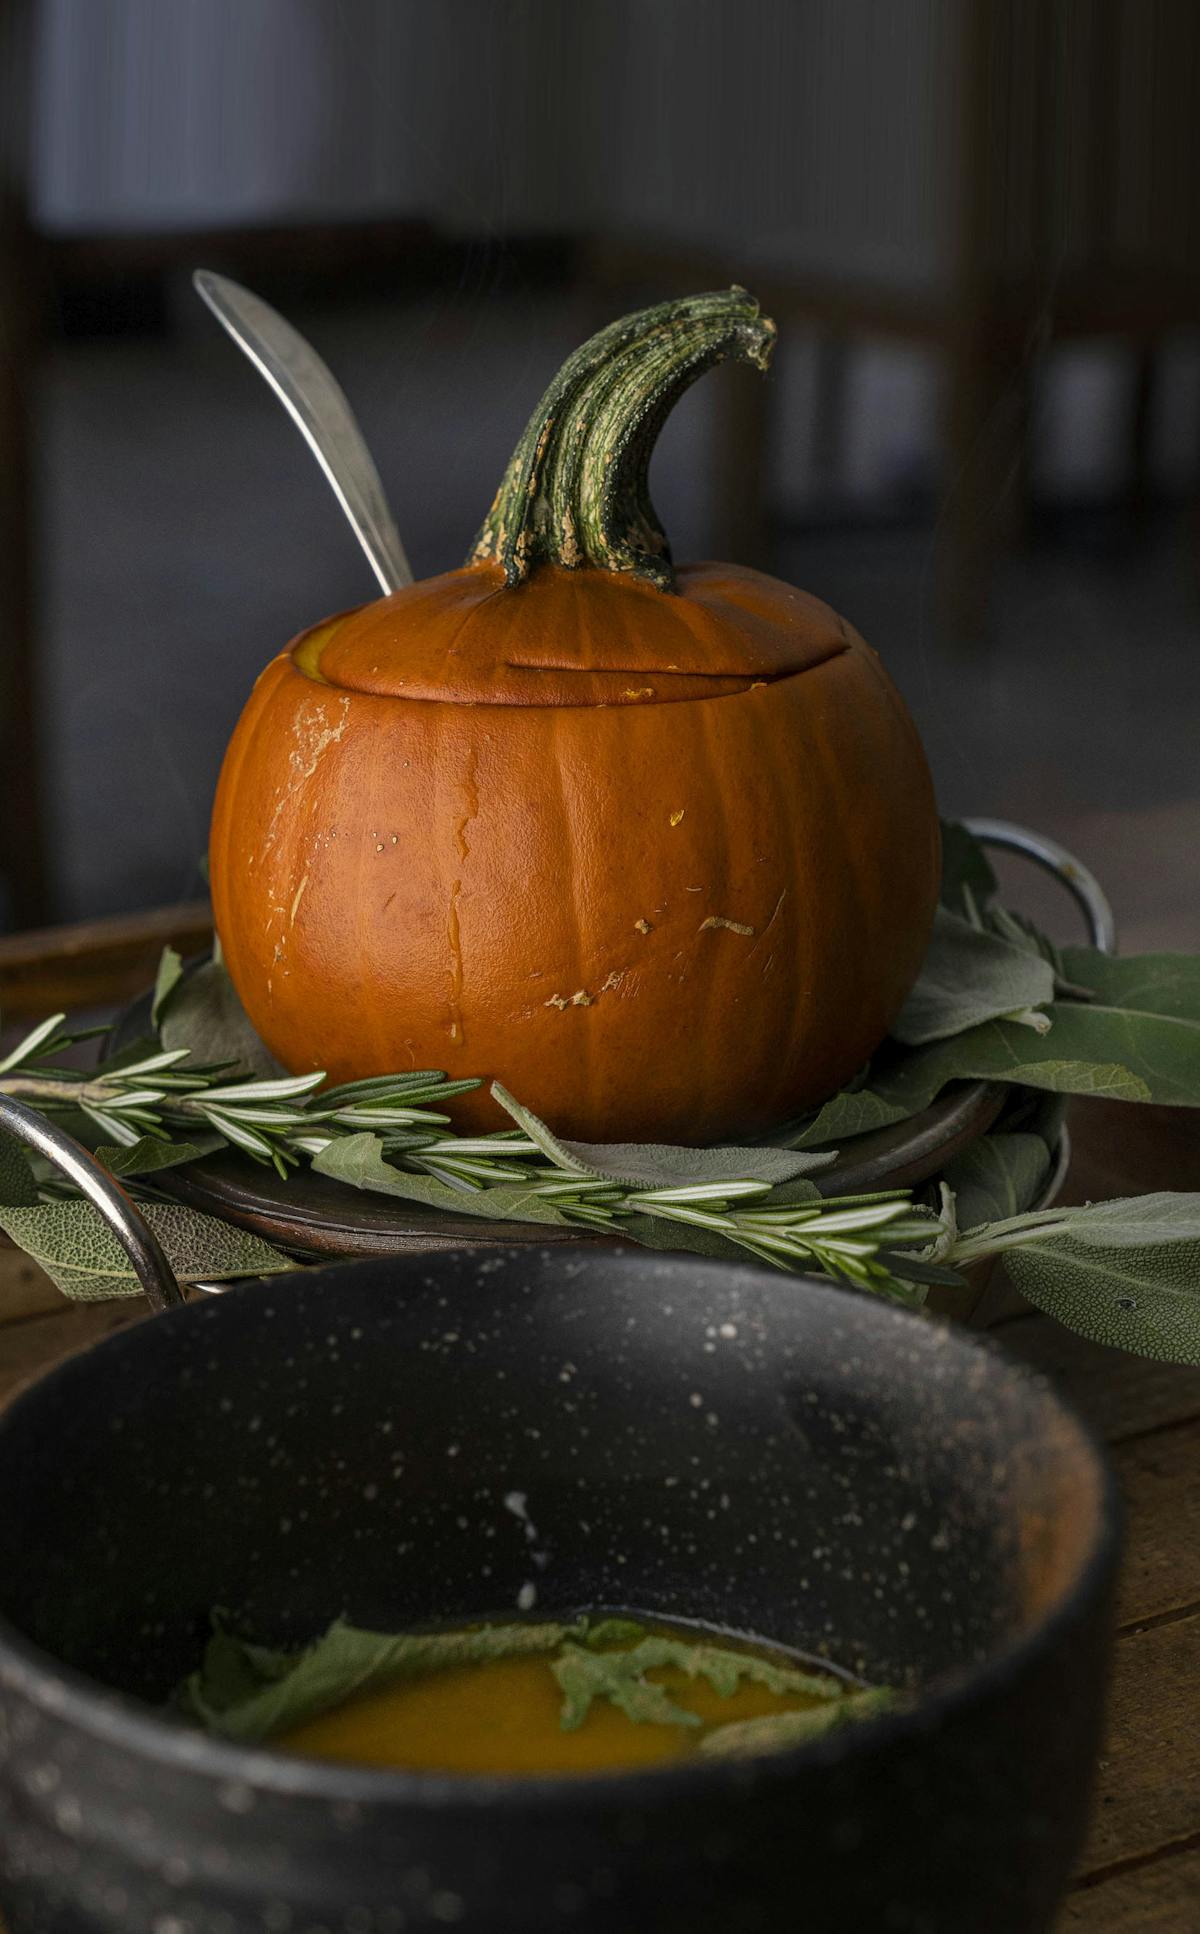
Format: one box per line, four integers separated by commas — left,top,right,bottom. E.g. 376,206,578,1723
553,1644,701,1731
0,1198,296,1302
181,1614,868,1755
894,907,1056,1046
553,1630,842,1732
954,1194,1200,1363
180,1616,581,1745
700,1685,898,1758
579,1617,649,1649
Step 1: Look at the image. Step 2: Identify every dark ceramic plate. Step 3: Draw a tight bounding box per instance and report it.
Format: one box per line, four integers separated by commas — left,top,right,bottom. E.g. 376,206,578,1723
112,984,1006,1260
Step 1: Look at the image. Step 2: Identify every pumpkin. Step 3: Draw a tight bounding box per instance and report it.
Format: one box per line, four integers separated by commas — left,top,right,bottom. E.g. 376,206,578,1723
210,290,939,1143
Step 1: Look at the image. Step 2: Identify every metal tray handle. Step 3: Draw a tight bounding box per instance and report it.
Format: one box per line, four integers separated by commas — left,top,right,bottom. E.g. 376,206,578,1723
0,1093,184,1310
964,818,1116,954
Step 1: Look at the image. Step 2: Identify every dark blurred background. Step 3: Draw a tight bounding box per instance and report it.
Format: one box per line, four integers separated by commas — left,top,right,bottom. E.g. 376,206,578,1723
1,0,1198,955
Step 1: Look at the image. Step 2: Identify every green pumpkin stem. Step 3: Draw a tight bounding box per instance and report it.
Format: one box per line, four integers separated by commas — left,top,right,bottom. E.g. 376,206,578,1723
470,288,776,593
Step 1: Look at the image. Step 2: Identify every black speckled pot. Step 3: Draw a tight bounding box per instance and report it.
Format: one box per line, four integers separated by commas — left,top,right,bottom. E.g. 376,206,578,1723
0,1249,1118,1934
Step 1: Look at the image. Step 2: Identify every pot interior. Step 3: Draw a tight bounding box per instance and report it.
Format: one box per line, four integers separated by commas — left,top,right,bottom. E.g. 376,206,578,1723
0,1250,1104,1717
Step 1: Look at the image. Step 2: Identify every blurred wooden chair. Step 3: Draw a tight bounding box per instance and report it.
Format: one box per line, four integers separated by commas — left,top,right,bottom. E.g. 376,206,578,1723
582,0,1200,635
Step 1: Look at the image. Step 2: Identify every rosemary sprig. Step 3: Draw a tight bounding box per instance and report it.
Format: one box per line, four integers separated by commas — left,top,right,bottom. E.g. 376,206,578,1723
0,1012,950,1298
0,1015,477,1180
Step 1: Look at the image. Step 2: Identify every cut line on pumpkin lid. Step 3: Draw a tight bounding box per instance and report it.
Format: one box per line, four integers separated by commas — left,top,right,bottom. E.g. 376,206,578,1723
288,564,853,708
499,659,800,682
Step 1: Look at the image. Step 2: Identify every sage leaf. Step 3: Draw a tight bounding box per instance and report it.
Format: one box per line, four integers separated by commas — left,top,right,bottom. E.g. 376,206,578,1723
151,945,185,1028
794,999,1200,1148
942,1133,1053,1232
873,1251,968,1291
894,907,1056,1046
181,1612,866,1753
1059,948,1200,1021
94,1136,218,1179
0,1129,40,1208
939,820,997,915
617,1209,810,1265
180,1616,579,1745
0,1199,296,1302
580,1617,649,1648
700,1685,898,1759
313,1130,827,1264
553,1645,700,1731
960,1194,1200,1363
620,1635,841,1703
490,1083,834,1189
1001,1193,1200,1243
159,957,285,1079
783,1088,911,1149
553,1632,843,1732
312,1132,576,1229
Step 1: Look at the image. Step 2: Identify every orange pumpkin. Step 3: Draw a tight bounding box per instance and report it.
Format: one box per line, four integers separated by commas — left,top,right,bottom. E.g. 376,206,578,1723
210,291,939,1142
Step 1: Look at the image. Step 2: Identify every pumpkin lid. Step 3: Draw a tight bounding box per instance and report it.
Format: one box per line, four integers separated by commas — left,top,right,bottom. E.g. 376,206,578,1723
295,560,849,708
294,289,849,707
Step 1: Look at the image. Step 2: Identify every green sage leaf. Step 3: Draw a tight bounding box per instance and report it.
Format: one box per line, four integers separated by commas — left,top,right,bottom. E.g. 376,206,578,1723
313,1133,829,1273
942,1133,1054,1232
0,1198,296,1302
553,1644,700,1731
159,958,284,1079
794,998,1200,1148
580,1617,649,1649
894,907,1056,1045
312,1132,576,1229
700,1685,898,1758
617,1211,776,1264
1058,948,1200,1021
489,1083,834,1189
94,1135,218,1179
0,1129,41,1208
151,946,185,1029
962,1193,1200,1363
553,1632,842,1733
180,1615,581,1744
181,1612,868,1755
939,820,997,915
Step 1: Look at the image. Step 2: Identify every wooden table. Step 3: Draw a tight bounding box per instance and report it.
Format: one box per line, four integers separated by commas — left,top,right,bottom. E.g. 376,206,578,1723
1,1091,1198,1928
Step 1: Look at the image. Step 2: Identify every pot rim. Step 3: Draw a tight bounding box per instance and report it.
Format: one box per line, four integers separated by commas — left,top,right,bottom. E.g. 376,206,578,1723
0,1258,1120,1812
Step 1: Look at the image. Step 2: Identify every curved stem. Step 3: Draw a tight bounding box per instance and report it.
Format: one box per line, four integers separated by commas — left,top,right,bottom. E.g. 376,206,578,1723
470,288,775,592
1,1074,126,1107
950,1210,1073,1268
